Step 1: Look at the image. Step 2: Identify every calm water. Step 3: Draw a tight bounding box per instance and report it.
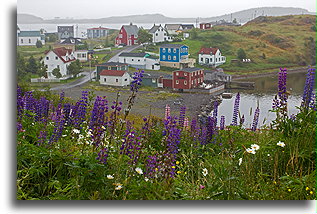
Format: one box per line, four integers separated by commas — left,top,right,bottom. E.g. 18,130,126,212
217,72,312,128
18,22,195,38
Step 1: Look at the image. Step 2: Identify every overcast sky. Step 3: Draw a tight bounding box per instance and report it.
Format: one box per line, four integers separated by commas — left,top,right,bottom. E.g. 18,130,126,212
18,0,316,19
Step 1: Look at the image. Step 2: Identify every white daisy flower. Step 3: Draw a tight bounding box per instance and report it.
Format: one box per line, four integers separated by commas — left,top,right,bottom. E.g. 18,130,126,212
73,129,80,134
238,158,243,166
107,175,114,179
144,177,149,182
251,144,260,150
246,148,256,154
277,141,285,147
202,168,208,176
135,167,143,175
115,185,123,190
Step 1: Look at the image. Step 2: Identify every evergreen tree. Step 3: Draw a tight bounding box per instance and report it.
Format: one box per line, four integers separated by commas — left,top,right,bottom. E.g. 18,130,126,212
138,28,152,44
38,61,48,78
68,59,82,77
237,48,247,61
52,67,62,78
17,51,26,75
36,40,43,48
26,56,38,73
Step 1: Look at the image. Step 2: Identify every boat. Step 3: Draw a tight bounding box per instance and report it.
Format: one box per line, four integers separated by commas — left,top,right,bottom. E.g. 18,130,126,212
221,92,233,99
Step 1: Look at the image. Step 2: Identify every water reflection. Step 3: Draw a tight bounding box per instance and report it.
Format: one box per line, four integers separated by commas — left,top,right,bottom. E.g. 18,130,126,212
218,72,308,128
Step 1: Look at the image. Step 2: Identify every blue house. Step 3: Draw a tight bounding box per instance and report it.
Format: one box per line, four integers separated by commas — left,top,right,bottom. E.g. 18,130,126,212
159,44,195,68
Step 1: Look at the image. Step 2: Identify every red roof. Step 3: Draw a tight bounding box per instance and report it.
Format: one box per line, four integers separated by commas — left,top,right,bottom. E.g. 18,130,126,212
48,47,75,63
199,47,219,55
100,70,127,77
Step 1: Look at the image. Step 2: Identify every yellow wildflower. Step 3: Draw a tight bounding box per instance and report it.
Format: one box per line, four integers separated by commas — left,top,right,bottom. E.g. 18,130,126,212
177,171,181,174
288,189,291,192
172,166,176,169
176,161,180,165
310,191,314,195
306,187,309,191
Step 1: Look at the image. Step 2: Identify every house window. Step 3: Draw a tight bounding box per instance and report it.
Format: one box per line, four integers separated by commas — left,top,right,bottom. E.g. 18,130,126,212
132,59,134,61
173,49,176,53
162,48,166,53
124,79,128,81
56,56,58,60
155,33,158,36
184,80,187,85
184,73,187,76
21,39,23,43
138,59,140,62
57,65,60,69
152,79,156,83
119,34,122,38
46,57,49,60
173,56,176,60
168,56,171,60
216,58,217,62
162,55,166,60
116,79,118,82
29,39,31,43
176,80,179,84
168,48,171,53
200,58,203,62
176,72,179,76
104,78,107,82
210,58,213,62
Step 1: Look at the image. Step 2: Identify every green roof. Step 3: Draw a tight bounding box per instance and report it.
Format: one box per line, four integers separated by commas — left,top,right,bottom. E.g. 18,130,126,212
18,31,42,37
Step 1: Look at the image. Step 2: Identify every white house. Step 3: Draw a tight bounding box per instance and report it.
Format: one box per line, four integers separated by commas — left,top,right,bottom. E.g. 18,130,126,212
148,24,172,43
198,47,226,67
74,50,88,62
42,47,76,78
17,30,45,46
118,52,160,70
164,24,181,35
99,70,131,86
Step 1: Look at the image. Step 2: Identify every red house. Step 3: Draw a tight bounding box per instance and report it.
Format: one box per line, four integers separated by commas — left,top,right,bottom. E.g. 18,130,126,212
172,67,204,90
199,23,213,30
115,24,139,46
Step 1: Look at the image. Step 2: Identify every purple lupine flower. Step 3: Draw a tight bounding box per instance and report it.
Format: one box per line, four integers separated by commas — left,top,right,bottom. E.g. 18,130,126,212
69,91,89,128
206,116,217,144
165,104,171,120
130,70,144,92
220,116,225,130
120,122,142,165
231,92,240,126
89,96,108,147
178,106,186,127
301,68,316,109
96,147,108,165
251,107,260,131
34,97,50,122
37,130,47,146
163,116,181,177
145,154,160,179
17,122,24,132
17,86,24,117
48,105,65,144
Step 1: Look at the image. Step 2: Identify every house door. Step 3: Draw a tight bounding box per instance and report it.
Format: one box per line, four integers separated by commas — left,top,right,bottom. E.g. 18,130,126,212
152,65,154,69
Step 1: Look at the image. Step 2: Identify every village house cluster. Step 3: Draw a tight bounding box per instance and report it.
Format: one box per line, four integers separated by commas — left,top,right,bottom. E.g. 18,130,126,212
17,22,229,92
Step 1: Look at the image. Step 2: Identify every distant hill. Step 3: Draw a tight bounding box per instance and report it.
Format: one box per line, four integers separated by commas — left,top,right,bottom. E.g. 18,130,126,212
17,7,315,24
17,13,44,24
199,7,315,23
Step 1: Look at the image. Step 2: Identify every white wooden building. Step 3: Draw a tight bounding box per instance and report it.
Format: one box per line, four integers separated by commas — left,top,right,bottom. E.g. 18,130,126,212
118,52,160,70
198,47,226,67
99,70,131,86
42,47,76,78
17,30,45,46
74,50,88,62
148,24,172,44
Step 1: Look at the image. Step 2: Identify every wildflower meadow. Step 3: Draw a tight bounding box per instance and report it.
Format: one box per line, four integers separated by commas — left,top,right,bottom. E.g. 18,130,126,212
17,68,316,200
